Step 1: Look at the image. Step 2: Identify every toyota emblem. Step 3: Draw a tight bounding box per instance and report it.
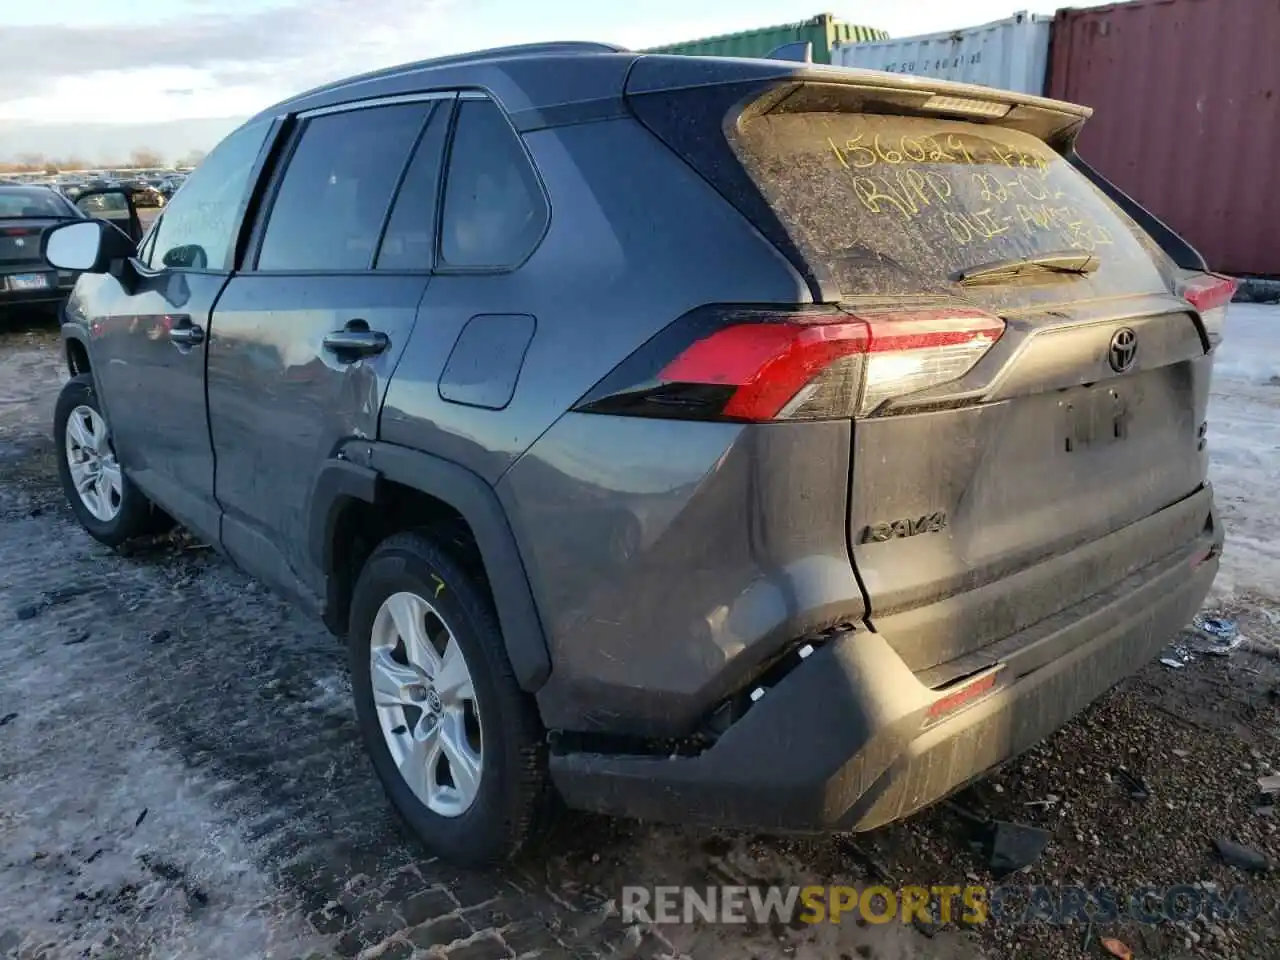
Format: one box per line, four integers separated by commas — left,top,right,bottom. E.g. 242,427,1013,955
1108,327,1138,373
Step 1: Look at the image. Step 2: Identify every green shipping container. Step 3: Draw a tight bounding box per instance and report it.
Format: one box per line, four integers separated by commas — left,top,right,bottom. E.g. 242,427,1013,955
642,12,888,66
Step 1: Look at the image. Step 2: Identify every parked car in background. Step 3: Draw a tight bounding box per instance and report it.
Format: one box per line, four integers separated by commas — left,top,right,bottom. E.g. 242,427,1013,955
121,180,165,207
0,185,90,317
42,43,1232,867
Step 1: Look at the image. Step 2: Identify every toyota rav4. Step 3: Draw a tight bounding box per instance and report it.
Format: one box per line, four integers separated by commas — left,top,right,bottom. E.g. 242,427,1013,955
42,43,1233,865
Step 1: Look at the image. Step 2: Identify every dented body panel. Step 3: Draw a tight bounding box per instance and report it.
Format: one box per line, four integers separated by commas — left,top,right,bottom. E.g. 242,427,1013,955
206,273,429,601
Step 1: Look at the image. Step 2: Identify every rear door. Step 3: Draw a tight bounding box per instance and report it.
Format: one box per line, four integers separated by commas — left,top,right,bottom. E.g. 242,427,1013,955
629,67,1222,677
206,95,454,604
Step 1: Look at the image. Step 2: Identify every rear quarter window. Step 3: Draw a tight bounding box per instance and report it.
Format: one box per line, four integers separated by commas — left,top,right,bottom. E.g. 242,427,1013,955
730,113,1168,308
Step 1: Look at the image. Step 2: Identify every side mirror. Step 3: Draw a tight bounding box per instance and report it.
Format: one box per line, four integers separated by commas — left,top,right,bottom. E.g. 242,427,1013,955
43,219,137,274
73,188,142,244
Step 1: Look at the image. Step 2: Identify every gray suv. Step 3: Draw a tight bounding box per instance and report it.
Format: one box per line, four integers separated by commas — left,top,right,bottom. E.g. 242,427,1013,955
42,43,1234,866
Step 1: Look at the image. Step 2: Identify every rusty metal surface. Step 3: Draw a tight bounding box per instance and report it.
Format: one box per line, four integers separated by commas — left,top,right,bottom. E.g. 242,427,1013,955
1048,0,1280,276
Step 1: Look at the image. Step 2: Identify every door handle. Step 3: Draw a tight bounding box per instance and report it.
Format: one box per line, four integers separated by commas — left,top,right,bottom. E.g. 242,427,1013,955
168,322,203,347
323,325,389,358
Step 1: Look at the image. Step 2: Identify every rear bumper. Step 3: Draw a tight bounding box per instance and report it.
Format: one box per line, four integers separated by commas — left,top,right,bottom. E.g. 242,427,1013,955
549,498,1220,832
0,270,73,308
0,290,68,308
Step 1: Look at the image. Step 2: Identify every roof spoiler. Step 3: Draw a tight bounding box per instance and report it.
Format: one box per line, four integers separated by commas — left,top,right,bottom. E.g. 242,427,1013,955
766,41,813,63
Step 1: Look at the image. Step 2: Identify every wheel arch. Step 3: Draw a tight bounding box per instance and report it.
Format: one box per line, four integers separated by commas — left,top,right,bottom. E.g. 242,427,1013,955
62,323,93,377
309,441,552,693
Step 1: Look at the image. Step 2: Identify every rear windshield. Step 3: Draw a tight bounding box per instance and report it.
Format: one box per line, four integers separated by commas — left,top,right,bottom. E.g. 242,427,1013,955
0,187,75,219
730,113,1168,306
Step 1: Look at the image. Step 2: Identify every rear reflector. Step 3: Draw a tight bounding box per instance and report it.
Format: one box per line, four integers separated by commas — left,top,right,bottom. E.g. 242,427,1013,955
1178,273,1237,347
576,304,1004,422
926,670,1000,721
2,227,38,237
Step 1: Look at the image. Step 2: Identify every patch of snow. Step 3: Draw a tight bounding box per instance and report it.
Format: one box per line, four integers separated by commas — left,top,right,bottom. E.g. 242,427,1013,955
0,519,325,959
1208,303,1280,606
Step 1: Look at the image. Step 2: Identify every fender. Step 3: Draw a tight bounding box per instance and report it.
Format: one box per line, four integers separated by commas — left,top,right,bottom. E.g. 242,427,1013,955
61,320,113,426
308,440,552,692
61,320,94,376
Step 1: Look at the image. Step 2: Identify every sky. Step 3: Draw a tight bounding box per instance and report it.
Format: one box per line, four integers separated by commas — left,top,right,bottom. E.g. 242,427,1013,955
0,0,1108,161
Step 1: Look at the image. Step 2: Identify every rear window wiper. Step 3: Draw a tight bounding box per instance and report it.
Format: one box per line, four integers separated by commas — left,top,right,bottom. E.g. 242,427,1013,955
957,251,1100,286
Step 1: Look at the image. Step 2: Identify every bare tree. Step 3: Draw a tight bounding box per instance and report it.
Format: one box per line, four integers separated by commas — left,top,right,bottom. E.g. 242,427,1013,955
179,148,207,168
129,147,165,169
14,152,46,172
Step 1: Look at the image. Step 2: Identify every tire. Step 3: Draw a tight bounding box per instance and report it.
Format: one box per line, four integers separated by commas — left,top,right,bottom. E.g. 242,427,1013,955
54,373,171,546
349,531,548,866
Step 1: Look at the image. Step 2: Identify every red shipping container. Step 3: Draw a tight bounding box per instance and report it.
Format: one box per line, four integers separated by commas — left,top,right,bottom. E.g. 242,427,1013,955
1048,0,1280,276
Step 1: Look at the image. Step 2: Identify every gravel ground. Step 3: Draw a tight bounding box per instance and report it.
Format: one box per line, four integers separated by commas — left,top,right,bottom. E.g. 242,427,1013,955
1,305,1278,960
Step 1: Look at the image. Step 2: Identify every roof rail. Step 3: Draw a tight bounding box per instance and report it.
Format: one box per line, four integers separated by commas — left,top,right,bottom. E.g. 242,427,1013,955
267,41,631,115
400,41,629,71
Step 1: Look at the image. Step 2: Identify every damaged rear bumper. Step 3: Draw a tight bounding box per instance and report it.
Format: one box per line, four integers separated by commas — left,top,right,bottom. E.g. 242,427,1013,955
548,510,1221,832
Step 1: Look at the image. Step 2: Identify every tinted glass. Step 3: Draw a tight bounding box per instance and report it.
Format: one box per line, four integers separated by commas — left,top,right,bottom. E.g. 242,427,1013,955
77,192,128,215
440,99,546,269
0,187,74,218
376,102,449,271
148,119,270,271
258,103,429,272
732,113,1167,307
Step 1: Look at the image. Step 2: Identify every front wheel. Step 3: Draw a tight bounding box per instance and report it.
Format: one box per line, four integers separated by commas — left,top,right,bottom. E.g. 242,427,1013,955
54,373,170,546
348,532,549,866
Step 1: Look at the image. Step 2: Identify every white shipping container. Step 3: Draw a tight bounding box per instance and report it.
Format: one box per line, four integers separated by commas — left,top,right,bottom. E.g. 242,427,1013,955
831,11,1052,96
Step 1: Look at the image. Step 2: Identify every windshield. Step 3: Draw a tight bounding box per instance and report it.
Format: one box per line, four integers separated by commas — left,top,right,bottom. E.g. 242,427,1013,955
0,186,77,219
730,113,1169,308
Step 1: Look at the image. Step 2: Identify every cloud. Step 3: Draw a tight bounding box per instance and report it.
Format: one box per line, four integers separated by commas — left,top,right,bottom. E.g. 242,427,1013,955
0,0,458,123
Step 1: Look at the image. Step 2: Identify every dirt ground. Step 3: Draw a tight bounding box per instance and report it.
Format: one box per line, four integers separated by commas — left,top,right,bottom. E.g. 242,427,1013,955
1,305,1279,960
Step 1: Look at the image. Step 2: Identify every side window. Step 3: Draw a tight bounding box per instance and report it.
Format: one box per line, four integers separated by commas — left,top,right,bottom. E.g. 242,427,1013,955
376,101,451,271
257,103,430,272
439,99,547,269
147,120,270,271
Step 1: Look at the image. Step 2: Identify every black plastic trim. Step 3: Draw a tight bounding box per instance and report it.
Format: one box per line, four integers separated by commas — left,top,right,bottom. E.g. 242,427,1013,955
330,441,552,692
60,322,92,374
508,96,629,133
307,458,382,576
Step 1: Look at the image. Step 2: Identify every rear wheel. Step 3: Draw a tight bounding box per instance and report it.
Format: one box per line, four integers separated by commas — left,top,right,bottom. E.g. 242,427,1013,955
54,374,170,546
349,531,548,865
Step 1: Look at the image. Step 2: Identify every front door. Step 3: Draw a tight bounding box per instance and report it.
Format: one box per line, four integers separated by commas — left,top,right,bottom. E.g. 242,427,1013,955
206,97,453,605
83,119,275,541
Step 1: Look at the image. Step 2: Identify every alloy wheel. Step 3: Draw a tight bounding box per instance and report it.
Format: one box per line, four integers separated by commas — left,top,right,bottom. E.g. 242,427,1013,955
64,404,123,523
370,591,484,817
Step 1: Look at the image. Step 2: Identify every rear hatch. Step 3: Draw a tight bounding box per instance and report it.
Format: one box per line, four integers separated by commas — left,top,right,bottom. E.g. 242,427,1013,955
0,219,58,268
0,217,73,294
626,60,1228,679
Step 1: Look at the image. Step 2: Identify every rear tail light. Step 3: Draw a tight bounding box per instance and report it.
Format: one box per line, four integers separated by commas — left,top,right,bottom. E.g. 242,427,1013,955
2,227,38,237
1178,273,1237,347
575,304,1004,422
